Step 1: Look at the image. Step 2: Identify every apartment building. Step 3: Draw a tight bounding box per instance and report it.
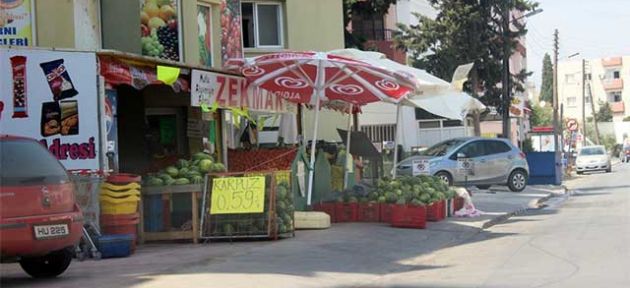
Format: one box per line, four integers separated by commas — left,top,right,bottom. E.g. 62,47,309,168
558,56,630,123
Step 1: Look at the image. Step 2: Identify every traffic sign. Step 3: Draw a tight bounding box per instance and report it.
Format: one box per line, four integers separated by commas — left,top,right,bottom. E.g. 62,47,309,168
566,119,579,132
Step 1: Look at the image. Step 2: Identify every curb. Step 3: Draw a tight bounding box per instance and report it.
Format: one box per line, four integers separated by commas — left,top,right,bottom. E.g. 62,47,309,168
480,192,555,230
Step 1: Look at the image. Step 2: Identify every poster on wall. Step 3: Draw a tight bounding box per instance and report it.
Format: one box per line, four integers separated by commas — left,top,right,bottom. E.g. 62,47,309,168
140,0,181,61
197,4,212,66
0,0,34,46
220,0,243,66
0,48,101,170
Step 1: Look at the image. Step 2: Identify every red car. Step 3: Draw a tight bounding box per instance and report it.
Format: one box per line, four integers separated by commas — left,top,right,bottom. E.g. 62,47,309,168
0,135,83,278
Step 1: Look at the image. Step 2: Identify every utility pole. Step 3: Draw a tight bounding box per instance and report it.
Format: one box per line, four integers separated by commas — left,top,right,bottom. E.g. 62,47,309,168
552,29,561,183
501,3,511,140
581,59,586,146
587,81,601,144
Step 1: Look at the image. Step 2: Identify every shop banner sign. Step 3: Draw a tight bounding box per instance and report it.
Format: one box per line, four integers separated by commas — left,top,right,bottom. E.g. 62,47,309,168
191,69,295,113
210,176,265,214
0,0,34,46
0,48,100,170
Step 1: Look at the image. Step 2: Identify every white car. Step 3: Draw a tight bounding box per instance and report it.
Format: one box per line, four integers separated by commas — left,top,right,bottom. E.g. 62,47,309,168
575,145,611,174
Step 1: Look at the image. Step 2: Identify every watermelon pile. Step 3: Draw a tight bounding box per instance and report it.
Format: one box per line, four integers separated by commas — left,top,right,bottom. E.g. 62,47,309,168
367,175,456,206
145,152,227,186
275,181,295,234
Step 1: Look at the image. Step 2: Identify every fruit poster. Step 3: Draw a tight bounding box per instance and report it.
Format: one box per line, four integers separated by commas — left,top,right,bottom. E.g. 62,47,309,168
140,0,181,61
220,0,243,66
198,4,213,66
0,48,101,170
0,0,34,46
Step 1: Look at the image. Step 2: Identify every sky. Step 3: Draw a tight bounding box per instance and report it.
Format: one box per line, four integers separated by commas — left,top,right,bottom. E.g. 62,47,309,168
525,0,630,90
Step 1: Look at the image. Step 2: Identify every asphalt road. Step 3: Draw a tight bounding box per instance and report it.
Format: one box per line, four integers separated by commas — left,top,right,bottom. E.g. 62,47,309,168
1,162,628,288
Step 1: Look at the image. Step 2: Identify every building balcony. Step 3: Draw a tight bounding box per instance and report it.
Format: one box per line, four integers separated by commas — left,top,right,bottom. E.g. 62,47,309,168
611,101,625,114
603,78,623,91
364,39,406,64
602,57,622,67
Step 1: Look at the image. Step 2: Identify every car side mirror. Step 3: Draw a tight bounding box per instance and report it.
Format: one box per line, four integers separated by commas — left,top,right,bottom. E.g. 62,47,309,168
457,152,467,159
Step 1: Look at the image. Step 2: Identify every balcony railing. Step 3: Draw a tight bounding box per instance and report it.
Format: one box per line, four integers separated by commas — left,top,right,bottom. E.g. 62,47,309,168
602,78,623,91
611,101,625,113
602,57,622,67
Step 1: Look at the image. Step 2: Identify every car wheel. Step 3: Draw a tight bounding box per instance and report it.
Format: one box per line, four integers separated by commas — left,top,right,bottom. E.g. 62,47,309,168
19,249,73,278
508,170,527,192
434,171,453,186
476,185,491,190
606,167,612,173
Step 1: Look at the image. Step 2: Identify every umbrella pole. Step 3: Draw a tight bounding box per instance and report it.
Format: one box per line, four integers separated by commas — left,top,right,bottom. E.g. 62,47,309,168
306,99,320,206
343,105,353,189
392,103,401,178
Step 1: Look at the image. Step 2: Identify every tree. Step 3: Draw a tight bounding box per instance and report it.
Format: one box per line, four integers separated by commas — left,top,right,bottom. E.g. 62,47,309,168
540,53,553,103
530,104,553,127
393,0,538,115
595,101,613,122
343,0,398,49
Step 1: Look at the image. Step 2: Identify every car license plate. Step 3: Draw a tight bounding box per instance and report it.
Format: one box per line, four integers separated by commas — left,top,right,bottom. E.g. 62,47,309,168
34,224,69,239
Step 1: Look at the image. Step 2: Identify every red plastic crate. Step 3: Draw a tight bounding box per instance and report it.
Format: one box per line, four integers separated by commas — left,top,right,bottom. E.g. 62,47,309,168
358,203,380,222
379,203,395,223
101,213,139,251
313,203,337,222
453,196,465,212
426,200,446,222
391,204,427,229
334,203,359,222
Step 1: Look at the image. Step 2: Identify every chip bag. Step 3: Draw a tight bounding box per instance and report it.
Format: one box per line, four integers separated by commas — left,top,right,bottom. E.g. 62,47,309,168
40,59,78,101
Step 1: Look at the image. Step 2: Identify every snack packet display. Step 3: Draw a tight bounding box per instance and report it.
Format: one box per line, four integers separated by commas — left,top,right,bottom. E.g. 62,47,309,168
41,102,61,137
39,59,78,101
60,100,79,135
10,56,28,118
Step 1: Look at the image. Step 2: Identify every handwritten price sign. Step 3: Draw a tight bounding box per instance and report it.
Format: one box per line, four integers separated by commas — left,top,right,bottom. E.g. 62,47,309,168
210,176,266,214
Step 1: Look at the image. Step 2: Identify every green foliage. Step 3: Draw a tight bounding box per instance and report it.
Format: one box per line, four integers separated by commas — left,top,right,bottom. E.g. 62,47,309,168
595,101,613,122
530,104,553,127
600,134,617,152
623,116,630,122
540,53,553,103
393,0,538,113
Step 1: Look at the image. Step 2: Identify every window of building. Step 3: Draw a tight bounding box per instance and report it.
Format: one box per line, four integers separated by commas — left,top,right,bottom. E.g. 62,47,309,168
586,73,592,80
567,96,577,107
351,10,386,41
241,2,283,48
608,91,622,102
565,74,575,84
613,71,620,79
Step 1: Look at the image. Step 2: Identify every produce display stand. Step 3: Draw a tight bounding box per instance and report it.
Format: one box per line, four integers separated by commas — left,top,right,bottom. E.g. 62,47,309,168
200,170,295,241
140,184,203,244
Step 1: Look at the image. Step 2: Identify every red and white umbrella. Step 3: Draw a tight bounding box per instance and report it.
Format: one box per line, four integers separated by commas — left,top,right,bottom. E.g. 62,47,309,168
227,51,417,205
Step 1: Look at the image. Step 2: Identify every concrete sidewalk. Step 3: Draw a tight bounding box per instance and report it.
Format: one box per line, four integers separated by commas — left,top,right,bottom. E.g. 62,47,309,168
1,185,563,288
441,185,566,230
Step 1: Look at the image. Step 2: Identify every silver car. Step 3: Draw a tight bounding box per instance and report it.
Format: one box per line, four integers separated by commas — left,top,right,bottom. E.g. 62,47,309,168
575,145,611,174
396,137,530,192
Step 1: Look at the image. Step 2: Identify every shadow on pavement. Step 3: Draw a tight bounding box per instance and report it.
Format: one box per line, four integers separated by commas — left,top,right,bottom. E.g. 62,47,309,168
1,222,519,287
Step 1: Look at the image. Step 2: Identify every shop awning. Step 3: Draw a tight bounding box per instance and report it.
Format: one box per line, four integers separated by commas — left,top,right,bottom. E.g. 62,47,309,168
97,50,239,93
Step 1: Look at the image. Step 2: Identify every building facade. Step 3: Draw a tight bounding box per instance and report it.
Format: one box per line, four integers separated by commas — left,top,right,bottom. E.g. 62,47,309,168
558,56,630,123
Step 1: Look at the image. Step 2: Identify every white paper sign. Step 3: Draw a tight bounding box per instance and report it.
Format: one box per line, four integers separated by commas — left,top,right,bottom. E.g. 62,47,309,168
0,48,100,170
412,159,430,176
457,158,474,175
